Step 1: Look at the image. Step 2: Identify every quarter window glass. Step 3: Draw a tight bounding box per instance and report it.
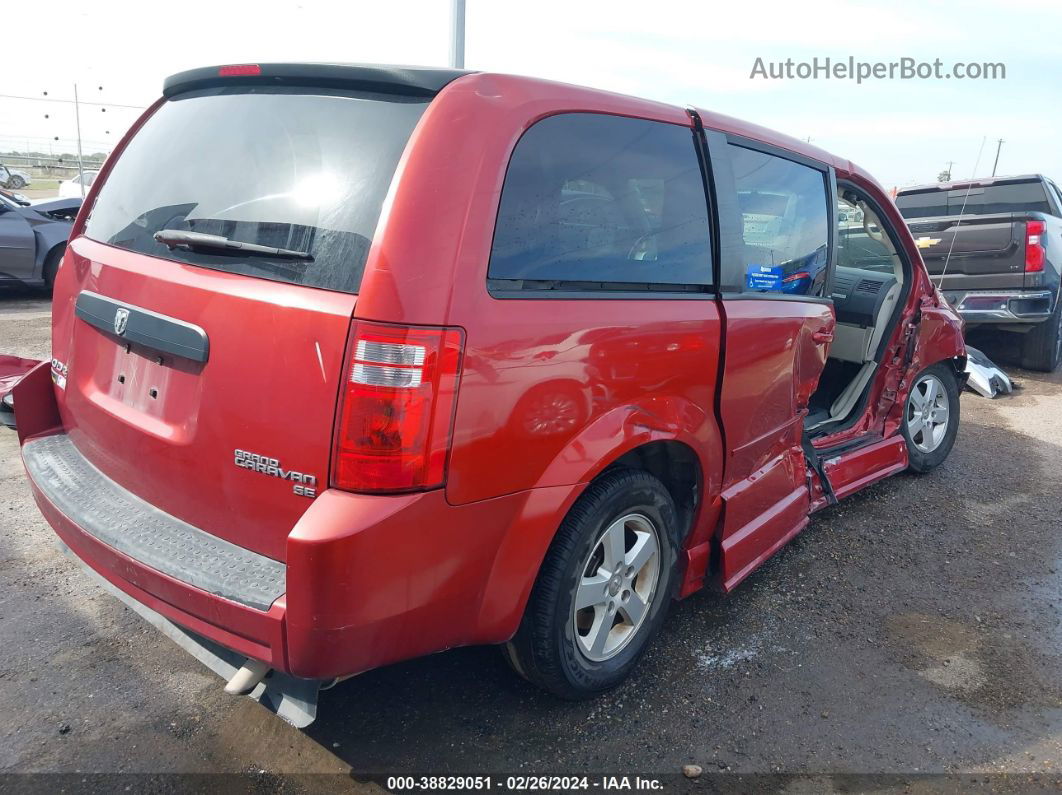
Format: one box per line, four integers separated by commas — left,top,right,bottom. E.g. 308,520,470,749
488,113,712,288
729,144,829,297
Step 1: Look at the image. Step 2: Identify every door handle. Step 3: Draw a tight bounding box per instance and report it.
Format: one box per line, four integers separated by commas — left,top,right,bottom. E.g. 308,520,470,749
812,330,834,345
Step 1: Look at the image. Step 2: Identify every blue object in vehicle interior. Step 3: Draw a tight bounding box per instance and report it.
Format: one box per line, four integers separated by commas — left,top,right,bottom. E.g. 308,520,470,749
746,264,784,291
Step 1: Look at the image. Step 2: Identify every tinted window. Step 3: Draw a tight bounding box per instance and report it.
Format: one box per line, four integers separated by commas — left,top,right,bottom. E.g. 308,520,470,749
729,145,829,297
488,113,711,289
84,88,428,293
837,196,900,275
895,181,1052,219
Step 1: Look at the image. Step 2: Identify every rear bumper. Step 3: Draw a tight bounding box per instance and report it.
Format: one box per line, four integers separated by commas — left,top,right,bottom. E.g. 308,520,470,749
942,289,1054,324
24,434,286,612
24,440,290,669
21,427,573,682
55,539,322,727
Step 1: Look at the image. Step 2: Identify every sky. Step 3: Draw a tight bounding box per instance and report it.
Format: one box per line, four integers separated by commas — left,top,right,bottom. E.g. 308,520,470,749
1,0,1059,188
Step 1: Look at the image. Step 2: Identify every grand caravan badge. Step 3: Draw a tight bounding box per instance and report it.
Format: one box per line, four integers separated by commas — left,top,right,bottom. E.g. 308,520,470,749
234,449,317,498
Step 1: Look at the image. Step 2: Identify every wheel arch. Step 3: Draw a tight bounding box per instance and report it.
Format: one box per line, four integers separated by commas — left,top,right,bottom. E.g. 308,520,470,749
911,305,966,376
33,225,70,271
477,425,721,644
41,241,67,284
603,439,703,551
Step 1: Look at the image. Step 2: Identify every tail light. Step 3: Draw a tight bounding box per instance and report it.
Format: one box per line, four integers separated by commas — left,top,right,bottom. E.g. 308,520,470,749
1025,220,1046,272
782,271,810,284
332,321,464,493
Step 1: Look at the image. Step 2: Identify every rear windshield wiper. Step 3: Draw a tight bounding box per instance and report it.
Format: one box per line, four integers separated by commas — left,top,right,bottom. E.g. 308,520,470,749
153,229,314,261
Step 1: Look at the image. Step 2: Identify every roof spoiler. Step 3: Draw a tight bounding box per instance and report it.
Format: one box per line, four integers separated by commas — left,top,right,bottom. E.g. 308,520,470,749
898,174,1045,195
163,63,472,99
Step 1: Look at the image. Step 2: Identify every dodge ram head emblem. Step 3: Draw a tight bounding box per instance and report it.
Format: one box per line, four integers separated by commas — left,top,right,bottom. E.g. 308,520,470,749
113,307,130,336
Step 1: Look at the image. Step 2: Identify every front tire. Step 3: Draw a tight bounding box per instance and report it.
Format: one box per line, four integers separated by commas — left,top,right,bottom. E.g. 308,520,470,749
504,469,680,699
1020,294,1062,372
42,245,65,290
903,363,960,473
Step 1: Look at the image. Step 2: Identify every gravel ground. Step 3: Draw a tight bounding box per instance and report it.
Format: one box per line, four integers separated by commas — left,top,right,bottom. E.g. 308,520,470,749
0,287,1058,791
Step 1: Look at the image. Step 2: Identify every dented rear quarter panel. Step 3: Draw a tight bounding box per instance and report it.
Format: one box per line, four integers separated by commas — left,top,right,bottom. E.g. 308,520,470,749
18,69,968,681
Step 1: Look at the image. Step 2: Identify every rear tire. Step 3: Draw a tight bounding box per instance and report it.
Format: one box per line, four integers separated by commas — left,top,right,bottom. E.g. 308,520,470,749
1020,295,1062,372
8,175,25,189
903,363,960,474
504,469,680,699
42,245,65,290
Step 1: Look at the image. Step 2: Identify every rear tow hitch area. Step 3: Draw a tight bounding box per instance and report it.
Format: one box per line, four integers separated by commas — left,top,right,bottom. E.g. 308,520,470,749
224,659,271,695
58,543,326,728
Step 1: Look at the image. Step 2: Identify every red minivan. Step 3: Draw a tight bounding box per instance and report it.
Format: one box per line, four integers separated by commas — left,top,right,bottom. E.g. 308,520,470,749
15,64,965,726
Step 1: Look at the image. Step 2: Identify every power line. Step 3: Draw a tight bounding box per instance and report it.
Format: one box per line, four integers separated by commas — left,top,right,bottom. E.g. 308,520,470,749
0,135,114,148
0,93,146,110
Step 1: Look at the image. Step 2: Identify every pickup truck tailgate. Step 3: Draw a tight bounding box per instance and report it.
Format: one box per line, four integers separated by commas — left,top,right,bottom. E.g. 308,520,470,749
906,214,1025,290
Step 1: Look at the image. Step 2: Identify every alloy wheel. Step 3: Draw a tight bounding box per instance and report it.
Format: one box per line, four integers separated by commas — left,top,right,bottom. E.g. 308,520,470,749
907,372,950,453
572,513,660,662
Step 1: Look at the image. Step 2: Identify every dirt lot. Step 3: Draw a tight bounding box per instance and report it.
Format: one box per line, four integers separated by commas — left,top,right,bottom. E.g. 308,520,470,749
0,287,1058,791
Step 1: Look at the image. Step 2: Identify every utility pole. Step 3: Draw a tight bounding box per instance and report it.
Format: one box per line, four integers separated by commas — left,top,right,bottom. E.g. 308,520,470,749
991,138,1004,177
449,0,466,69
73,83,85,197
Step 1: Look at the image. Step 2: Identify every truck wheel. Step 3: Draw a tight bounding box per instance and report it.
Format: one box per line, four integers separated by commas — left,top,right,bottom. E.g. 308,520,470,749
503,469,680,699
8,175,25,189
1020,296,1062,372
903,363,960,474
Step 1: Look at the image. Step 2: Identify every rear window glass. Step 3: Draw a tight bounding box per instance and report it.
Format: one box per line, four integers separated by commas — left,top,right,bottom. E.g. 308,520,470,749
895,181,1052,219
488,113,712,289
84,87,428,293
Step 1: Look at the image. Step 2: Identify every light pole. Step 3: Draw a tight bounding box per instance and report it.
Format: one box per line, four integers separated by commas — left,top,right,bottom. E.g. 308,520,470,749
73,83,85,197
450,0,466,69
991,138,1004,177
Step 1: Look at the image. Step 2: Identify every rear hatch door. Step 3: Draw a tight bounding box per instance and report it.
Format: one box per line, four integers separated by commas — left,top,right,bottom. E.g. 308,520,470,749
55,79,430,561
